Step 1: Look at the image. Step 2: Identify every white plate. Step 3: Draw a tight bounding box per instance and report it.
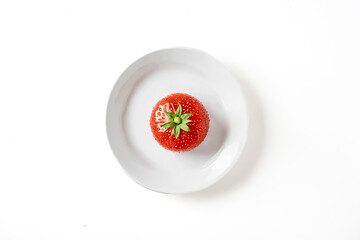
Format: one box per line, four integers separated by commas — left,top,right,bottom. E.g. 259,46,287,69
106,48,248,194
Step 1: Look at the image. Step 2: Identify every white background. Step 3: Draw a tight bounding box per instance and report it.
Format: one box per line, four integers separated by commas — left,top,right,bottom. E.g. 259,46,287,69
1,0,360,239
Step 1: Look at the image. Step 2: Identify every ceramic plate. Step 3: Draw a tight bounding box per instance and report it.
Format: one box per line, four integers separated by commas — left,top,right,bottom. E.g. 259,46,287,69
106,48,248,194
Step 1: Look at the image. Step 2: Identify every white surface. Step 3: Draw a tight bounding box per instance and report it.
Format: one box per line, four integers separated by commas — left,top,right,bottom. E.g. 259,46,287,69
106,48,248,193
1,0,360,239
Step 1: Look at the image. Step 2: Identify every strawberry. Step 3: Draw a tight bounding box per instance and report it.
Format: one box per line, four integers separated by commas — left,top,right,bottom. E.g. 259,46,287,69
150,93,210,152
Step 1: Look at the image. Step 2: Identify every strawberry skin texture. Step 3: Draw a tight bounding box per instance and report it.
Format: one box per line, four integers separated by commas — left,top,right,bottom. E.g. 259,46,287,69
150,93,210,152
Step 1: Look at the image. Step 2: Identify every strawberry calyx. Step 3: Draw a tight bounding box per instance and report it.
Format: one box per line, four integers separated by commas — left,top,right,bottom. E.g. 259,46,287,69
161,104,192,138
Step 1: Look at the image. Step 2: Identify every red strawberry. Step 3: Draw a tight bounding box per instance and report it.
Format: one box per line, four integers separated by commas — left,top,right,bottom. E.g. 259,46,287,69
150,93,210,152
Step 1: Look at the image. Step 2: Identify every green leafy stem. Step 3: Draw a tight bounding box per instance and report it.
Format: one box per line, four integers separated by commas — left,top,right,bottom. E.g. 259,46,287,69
161,104,192,138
